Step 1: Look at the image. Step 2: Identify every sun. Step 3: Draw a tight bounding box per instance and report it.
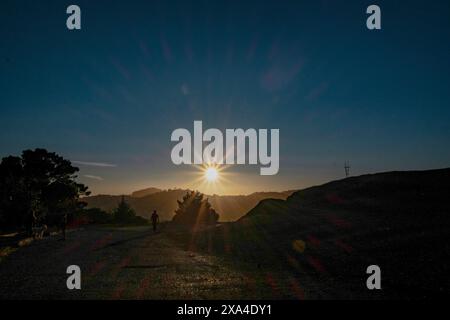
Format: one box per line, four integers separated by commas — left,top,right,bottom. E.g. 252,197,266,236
205,167,219,182
198,163,226,188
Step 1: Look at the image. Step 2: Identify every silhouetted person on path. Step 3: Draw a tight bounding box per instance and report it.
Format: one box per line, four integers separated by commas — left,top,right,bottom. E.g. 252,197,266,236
151,210,159,232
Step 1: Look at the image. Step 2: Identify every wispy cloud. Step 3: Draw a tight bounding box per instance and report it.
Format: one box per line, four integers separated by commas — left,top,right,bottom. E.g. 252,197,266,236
83,175,104,181
73,160,117,167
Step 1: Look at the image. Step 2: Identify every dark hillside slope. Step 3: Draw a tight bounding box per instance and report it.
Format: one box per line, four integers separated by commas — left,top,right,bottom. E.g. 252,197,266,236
192,169,450,299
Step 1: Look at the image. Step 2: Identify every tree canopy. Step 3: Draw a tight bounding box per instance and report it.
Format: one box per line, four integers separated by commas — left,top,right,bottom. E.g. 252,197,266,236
0,149,89,233
172,191,219,228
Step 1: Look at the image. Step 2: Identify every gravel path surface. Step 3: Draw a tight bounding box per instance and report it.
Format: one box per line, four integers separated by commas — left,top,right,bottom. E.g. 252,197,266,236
0,226,270,299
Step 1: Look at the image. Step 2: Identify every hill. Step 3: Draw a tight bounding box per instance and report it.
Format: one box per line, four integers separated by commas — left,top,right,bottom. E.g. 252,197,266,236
83,189,294,222
186,168,450,299
131,187,162,198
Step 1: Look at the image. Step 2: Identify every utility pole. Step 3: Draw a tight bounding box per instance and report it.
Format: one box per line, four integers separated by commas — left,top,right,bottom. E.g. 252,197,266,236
344,161,350,177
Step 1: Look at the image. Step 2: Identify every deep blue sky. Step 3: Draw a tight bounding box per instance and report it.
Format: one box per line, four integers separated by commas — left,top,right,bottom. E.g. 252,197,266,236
1,0,450,195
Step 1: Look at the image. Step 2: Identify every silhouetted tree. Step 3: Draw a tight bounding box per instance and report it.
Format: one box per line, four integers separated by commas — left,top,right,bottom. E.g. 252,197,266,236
172,191,219,228
112,196,148,225
113,196,137,223
0,156,28,229
0,149,90,234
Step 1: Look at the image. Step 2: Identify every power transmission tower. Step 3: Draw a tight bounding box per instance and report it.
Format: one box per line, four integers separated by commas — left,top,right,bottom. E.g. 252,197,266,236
344,161,350,177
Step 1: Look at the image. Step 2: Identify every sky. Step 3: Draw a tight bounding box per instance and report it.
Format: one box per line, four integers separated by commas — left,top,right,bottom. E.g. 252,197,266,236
1,0,450,195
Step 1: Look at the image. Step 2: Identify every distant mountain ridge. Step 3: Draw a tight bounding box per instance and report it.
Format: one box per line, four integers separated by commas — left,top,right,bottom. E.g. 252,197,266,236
84,188,294,222
131,187,162,198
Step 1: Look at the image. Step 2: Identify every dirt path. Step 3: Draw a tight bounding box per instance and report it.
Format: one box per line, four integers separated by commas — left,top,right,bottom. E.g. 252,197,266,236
0,226,280,299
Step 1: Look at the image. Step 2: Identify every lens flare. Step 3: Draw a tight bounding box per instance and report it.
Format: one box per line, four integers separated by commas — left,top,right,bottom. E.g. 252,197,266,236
205,167,219,181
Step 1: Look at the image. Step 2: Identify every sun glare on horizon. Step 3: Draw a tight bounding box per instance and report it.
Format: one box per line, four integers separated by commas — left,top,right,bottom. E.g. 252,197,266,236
205,167,219,182
191,163,229,194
